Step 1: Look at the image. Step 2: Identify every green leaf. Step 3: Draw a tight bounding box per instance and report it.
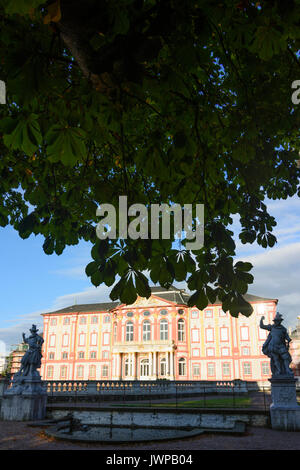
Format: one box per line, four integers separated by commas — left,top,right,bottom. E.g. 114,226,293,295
85,261,99,277
46,126,87,166
188,289,208,311
135,271,151,298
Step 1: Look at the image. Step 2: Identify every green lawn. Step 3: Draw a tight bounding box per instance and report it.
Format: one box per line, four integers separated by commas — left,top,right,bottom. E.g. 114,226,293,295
113,397,252,408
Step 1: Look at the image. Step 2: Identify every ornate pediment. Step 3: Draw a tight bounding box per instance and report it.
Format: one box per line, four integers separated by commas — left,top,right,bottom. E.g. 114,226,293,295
124,295,173,308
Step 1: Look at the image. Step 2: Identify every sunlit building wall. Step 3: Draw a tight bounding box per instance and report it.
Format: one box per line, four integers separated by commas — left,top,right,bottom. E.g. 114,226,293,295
40,287,277,383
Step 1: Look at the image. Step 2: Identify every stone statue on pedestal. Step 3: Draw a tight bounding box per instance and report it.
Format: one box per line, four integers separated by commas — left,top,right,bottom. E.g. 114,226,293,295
7,324,45,395
19,324,44,377
260,311,300,431
0,324,47,421
260,312,293,377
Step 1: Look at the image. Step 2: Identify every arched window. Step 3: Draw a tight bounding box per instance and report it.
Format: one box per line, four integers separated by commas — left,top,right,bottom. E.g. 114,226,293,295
160,319,168,340
178,319,185,342
124,357,130,377
140,358,150,377
143,320,151,341
126,321,134,341
160,357,167,376
178,357,186,376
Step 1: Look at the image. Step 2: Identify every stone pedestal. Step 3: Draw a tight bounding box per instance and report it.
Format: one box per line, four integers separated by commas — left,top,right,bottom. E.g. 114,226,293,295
0,372,47,421
269,377,300,431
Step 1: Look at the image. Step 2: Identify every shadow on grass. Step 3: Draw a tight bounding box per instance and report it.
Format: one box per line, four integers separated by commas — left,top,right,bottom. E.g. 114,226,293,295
112,397,252,408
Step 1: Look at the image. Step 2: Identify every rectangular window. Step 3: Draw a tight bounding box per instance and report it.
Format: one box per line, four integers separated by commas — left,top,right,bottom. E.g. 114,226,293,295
77,366,84,378
262,362,270,375
90,332,98,346
49,334,56,347
102,365,109,377
50,318,57,326
49,352,55,360
103,351,109,359
206,328,214,342
220,327,229,342
221,347,230,356
207,363,215,377
243,362,251,376
62,334,69,347
191,310,198,319
63,317,70,325
242,346,250,356
192,348,200,357
47,366,54,378
205,309,213,318
79,317,86,325
104,315,110,323
160,321,168,341
126,322,134,342
206,348,215,357
193,364,200,377
91,316,98,324
240,326,249,341
60,366,67,379
143,322,151,341
222,363,230,376
103,332,110,345
191,329,200,342
78,351,84,359
90,351,97,359
89,365,96,378
79,333,85,346
62,352,68,360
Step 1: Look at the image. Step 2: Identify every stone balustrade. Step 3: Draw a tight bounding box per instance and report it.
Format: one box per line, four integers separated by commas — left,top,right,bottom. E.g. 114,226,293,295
45,379,248,399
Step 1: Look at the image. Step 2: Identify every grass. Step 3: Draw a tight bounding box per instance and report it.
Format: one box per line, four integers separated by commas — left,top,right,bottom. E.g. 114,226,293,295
113,397,252,408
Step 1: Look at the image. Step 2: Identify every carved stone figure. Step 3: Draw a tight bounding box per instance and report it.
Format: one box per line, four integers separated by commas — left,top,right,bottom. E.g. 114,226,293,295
19,324,44,377
260,312,293,377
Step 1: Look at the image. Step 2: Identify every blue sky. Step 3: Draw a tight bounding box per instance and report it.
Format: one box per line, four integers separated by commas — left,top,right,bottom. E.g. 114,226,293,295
0,194,299,352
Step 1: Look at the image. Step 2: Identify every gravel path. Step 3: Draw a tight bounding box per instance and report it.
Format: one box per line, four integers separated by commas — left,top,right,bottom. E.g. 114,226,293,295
0,421,300,450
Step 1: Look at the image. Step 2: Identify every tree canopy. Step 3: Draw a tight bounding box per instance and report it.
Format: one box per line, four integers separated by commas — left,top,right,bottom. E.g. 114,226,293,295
0,0,299,316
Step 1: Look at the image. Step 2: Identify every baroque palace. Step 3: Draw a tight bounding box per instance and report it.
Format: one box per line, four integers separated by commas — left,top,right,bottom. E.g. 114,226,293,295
40,286,278,383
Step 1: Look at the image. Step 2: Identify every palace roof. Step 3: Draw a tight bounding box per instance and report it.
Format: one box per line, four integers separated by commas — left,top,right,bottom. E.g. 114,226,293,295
41,286,277,315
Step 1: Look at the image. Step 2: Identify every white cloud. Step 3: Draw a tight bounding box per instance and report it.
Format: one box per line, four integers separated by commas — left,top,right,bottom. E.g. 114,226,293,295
0,310,44,354
0,283,114,352
236,242,300,329
49,284,115,311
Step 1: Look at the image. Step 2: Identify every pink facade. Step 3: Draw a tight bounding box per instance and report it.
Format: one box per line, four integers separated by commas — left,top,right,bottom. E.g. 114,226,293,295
40,287,278,383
